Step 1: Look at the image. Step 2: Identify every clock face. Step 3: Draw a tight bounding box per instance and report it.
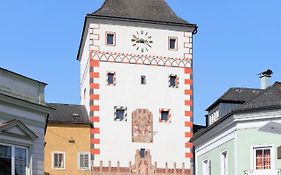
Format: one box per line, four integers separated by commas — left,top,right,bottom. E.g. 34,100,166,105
131,30,153,52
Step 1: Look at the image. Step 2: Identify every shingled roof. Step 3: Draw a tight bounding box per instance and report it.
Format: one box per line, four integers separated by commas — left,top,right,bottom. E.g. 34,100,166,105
206,87,263,111
47,103,91,125
234,82,281,112
192,82,281,142
89,0,195,26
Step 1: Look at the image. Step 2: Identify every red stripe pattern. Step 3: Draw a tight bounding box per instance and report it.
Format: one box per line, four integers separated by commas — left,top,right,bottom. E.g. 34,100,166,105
184,67,193,159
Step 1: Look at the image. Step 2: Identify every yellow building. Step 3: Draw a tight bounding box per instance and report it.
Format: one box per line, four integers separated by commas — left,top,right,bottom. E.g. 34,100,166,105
44,103,92,175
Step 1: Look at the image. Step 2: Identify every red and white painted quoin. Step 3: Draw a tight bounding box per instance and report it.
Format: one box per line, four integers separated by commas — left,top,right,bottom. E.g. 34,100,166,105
78,15,195,172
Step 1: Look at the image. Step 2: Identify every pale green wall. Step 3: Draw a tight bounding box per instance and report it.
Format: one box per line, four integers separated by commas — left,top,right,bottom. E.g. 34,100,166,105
237,128,281,174
197,139,235,175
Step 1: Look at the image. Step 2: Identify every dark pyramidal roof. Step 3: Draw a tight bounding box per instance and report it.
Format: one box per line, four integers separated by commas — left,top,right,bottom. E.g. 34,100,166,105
90,0,193,26
47,103,91,125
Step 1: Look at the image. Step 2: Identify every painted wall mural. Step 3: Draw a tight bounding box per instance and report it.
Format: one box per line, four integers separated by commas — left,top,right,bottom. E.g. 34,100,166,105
132,109,153,143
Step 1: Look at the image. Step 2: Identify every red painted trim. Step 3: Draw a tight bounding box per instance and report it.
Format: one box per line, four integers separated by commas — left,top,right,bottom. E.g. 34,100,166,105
90,94,100,100
185,121,193,127
90,117,100,123
91,138,100,144
185,132,193,138
185,111,193,117
185,153,193,158
90,105,100,112
184,68,192,74
185,142,193,148
185,89,192,95
185,100,193,106
91,50,189,61
185,79,193,85
91,128,100,134
90,60,100,67
90,72,100,78
105,32,116,46
90,83,100,89
91,149,100,155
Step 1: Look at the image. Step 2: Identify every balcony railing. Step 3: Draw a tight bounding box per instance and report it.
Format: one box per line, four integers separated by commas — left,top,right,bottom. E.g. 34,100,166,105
244,169,281,175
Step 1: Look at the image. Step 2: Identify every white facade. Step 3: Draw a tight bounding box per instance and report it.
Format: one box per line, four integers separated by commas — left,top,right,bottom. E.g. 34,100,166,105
0,68,50,175
78,15,195,172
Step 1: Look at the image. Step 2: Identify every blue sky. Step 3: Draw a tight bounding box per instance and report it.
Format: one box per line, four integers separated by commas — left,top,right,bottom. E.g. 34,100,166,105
0,0,280,125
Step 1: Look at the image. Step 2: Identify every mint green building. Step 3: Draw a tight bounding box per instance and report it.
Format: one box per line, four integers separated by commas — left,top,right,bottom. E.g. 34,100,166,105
192,77,281,175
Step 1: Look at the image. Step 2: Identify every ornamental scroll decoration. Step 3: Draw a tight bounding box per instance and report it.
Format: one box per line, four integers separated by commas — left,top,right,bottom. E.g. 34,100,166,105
132,109,153,143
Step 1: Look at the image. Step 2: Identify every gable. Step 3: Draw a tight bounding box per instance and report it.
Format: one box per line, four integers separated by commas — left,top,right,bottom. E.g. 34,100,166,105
0,120,38,140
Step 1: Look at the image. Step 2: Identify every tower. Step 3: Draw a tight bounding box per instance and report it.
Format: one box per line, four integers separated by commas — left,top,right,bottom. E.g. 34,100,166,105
77,0,197,174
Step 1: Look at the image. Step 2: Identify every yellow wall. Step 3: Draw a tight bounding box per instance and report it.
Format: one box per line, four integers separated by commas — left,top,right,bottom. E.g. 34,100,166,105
44,124,91,175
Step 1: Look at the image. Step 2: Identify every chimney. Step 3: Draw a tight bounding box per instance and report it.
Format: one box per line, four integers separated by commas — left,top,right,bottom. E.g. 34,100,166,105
258,69,273,89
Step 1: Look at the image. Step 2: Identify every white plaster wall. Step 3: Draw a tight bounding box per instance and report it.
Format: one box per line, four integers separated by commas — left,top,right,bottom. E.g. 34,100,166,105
0,102,46,175
0,70,44,104
95,62,191,168
79,20,194,169
0,103,46,123
80,31,90,113
95,22,192,59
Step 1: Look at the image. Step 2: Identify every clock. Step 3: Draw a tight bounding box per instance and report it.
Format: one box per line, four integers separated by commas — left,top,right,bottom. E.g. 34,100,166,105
131,30,153,52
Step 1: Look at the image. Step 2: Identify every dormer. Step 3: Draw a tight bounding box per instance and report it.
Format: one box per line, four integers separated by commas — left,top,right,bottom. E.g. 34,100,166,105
205,88,262,126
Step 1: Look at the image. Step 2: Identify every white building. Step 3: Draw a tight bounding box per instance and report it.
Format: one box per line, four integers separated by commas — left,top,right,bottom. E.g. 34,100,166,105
77,0,197,174
192,72,281,175
0,67,50,175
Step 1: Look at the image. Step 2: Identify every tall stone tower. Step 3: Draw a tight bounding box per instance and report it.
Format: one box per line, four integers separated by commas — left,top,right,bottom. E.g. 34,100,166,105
77,0,197,174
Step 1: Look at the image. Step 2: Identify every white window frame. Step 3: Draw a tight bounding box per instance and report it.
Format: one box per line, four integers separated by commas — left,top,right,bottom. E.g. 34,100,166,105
250,145,274,170
52,152,66,170
220,150,228,175
202,159,211,175
0,143,28,175
168,37,178,50
78,152,91,170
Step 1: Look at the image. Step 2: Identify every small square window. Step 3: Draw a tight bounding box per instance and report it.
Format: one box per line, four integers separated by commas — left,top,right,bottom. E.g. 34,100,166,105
114,106,127,121
159,109,171,123
141,75,146,85
106,32,115,46
53,152,65,169
107,72,116,86
169,37,177,50
169,74,179,88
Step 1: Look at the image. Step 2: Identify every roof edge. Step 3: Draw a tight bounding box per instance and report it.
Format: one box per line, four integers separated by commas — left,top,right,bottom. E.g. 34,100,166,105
0,67,47,85
87,14,197,27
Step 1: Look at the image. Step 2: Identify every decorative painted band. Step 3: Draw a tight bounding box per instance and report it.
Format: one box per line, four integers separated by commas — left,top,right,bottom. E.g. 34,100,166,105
185,142,193,148
185,100,193,106
90,116,100,123
185,132,193,138
184,67,193,160
92,167,191,175
185,153,193,158
91,128,100,134
90,50,192,68
91,138,100,144
185,111,193,117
